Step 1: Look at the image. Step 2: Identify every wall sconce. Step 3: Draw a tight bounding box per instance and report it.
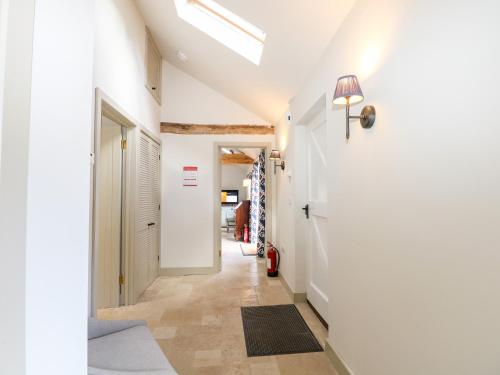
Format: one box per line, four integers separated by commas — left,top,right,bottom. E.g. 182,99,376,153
269,149,285,174
332,75,376,140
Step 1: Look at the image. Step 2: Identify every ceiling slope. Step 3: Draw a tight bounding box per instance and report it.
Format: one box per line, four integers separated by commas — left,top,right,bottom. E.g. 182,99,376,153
136,0,356,123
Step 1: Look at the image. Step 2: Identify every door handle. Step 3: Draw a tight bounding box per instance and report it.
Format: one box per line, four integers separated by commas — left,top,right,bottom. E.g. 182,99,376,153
148,222,155,227
302,204,309,219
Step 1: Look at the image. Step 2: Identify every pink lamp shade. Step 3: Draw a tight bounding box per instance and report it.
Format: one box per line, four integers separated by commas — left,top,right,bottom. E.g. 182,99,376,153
269,149,281,160
332,75,364,105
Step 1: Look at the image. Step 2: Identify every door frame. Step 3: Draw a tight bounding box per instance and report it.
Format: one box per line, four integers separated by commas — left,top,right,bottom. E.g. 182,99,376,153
213,141,274,271
294,94,328,316
96,116,125,309
90,88,158,314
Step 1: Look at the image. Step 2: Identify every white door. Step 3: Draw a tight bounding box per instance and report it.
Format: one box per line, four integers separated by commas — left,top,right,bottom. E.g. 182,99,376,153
96,117,123,309
305,109,329,321
149,140,161,283
135,132,160,300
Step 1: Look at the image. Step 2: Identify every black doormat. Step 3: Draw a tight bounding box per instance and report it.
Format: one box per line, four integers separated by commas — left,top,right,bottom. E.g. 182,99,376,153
241,304,324,357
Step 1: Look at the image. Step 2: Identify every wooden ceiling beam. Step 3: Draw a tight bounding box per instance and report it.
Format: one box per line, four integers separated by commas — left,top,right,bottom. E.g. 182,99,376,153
220,154,255,165
160,122,274,135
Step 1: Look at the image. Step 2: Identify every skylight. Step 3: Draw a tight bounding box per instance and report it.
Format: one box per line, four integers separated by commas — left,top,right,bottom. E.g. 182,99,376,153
173,0,266,65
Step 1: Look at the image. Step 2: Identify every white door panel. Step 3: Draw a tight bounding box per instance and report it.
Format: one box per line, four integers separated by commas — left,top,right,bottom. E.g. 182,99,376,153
309,201,327,218
137,136,151,231
149,141,160,285
135,132,160,300
96,119,122,309
135,135,150,299
306,108,329,321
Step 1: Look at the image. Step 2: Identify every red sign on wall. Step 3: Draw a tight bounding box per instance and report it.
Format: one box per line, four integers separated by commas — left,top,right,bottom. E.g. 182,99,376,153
183,166,198,187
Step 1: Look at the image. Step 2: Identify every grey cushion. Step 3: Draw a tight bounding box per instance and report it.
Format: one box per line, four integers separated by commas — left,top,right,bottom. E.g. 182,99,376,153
88,368,173,375
88,318,147,340
88,326,176,375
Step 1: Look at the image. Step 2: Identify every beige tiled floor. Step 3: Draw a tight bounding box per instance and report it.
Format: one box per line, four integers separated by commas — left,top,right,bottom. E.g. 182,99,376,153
98,232,337,375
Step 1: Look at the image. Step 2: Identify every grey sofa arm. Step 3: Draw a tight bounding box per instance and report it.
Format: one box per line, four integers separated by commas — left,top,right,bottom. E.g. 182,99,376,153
88,318,147,340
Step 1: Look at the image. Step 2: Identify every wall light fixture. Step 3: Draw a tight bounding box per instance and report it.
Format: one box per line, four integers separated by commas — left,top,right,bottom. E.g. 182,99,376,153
269,150,285,174
333,74,376,139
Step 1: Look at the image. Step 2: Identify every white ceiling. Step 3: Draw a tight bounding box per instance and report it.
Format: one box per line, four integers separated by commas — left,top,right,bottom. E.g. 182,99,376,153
135,0,356,123
220,147,262,160
238,148,262,160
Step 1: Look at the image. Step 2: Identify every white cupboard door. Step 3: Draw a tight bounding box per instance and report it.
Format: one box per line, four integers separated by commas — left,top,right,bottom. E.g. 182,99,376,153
135,134,152,299
149,140,161,285
135,132,161,300
97,120,122,309
306,109,329,321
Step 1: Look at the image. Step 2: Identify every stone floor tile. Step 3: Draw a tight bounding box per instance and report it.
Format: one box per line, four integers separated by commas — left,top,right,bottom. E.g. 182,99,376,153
97,232,335,375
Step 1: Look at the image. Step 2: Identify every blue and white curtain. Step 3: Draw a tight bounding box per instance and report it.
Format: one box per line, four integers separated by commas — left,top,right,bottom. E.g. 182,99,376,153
250,150,266,257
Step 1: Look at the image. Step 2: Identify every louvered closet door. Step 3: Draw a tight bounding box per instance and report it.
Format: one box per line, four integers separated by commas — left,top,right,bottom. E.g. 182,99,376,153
135,132,160,300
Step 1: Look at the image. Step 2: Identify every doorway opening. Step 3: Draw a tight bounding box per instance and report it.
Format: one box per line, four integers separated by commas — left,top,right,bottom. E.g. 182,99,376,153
91,91,137,312
297,95,329,323
91,89,162,314
96,115,127,308
214,143,273,270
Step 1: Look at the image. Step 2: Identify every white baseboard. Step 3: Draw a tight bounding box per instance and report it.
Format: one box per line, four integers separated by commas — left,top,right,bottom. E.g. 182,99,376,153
325,339,354,375
279,274,307,303
159,267,217,276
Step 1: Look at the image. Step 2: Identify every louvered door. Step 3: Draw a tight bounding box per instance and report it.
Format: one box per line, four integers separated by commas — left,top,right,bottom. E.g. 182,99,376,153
135,132,160,300
149,141,161,283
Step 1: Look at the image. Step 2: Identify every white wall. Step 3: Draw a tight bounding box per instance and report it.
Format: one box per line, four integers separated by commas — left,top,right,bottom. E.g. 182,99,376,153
274,110,309,294
0,1,34,373
1,2,159,371
94,0,160,137
274,112,296,289
162,62,269,125
277,0,500,374
221,163,251,202
0,0,8,162
25,0,94,374
161,65,273,269
0,1,92,373
161,134,273,269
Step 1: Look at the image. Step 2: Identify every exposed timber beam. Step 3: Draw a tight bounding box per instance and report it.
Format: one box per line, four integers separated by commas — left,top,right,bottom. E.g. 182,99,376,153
220,154,255,164
160,122,274,135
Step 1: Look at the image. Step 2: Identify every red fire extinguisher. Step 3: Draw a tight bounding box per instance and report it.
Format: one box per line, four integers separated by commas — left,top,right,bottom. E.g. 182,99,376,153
243,224,249,243
267,242,280,277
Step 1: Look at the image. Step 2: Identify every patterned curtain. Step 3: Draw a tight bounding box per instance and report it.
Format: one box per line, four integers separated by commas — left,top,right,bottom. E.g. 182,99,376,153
249,150,266,257
250,160,259,246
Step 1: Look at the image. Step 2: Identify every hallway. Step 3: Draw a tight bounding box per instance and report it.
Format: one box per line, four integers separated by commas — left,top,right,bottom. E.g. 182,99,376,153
98,232,335,374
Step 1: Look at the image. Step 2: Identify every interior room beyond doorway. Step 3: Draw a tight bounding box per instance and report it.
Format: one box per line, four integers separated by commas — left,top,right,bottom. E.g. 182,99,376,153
220,147,266,260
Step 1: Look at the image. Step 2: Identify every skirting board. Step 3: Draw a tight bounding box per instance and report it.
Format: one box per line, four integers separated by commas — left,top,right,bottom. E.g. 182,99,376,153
279,274,307,303
159,267,217,276
325,340,354,375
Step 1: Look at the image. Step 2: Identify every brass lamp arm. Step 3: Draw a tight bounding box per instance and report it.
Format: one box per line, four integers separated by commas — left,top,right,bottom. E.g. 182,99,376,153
345,104,376,140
